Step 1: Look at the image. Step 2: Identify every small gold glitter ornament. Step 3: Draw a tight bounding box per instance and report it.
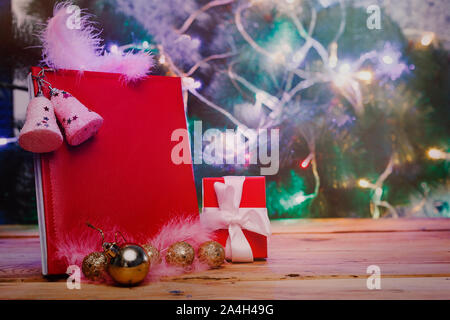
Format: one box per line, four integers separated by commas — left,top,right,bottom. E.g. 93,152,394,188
82,251,108,280
86,223,150,286
165,241,195,267
142,244,161,266
107,243,150,286
197,241,225,268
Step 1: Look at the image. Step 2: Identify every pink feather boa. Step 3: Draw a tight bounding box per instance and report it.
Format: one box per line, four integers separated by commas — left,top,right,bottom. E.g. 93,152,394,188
56,216,218,284
40,1,153,82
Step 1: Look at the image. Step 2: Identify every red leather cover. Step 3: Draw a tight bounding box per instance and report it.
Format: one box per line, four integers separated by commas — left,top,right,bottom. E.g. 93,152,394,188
31,67,199,274
202,177,267,259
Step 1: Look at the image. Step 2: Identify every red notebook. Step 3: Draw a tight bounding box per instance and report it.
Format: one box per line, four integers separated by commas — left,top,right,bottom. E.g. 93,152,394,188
30,67,199,275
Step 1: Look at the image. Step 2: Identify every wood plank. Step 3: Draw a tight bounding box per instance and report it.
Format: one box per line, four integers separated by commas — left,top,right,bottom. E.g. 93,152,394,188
0,219,449,299
0,277,449,300
2,230,448,280
271,218,450,234
3,218,450,236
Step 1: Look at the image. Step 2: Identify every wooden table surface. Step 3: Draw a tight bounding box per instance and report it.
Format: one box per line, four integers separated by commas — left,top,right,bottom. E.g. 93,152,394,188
0,218,449,300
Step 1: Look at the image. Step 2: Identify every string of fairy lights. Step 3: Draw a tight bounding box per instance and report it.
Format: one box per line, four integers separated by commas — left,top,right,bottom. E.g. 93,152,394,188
105,0,445,217
2,0,447,218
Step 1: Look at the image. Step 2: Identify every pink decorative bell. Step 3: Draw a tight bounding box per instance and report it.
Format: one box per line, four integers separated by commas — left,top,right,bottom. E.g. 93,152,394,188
19,93,63,153
50,89,103,146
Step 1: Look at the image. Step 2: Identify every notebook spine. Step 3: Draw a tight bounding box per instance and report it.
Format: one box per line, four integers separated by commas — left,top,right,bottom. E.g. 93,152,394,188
28,72,48,275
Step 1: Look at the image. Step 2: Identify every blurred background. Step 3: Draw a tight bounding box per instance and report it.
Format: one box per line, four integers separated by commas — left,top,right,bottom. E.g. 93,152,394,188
0,0,449,223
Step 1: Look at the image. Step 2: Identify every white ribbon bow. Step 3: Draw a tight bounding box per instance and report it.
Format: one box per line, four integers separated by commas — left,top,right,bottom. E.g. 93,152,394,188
201,176,271,262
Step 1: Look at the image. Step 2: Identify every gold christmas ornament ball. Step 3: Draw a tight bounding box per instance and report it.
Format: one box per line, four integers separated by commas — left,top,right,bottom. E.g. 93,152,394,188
165,241,195,267
82,251,108,281
107,243,150,286
142,244,161,266
198,241,225,268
